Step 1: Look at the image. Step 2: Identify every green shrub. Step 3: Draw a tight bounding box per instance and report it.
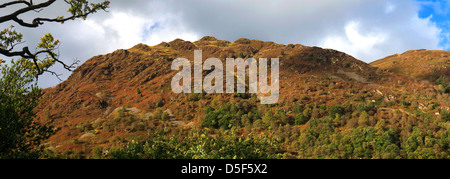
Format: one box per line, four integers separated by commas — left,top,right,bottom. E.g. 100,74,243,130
118,107,126,117
444,86,450,94
441,108,450,122
295,113,307,125
329,105,343,119
293,103,303,114
136,87,142,97
436,76,446,86
106,130,282,159
238,52,244,58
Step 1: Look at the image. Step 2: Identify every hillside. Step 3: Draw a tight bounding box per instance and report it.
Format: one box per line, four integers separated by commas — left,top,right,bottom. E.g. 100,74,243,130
35,37,450,159
370,49,450,88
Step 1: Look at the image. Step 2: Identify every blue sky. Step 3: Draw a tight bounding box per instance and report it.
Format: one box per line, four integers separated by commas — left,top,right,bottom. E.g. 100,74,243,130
417,0,450,50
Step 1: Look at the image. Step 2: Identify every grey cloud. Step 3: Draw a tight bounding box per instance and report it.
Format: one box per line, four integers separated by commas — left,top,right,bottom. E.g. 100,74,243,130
1,0,444,88
158,0,441,61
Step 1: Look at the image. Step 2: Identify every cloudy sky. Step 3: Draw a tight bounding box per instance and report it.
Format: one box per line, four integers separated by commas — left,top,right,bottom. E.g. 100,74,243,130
1,0,449,88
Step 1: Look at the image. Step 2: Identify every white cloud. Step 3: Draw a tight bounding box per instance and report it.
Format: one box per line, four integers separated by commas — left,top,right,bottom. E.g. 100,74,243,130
80,10,200,51
321,21,387,61
1,0,444,88
385,2,396,14
321,14,441,61
151,0,443,62
140,13,200,46
102,12,148,50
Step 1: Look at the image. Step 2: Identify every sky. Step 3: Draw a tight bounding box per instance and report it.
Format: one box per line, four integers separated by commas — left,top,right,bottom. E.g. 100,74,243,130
0,0,449,88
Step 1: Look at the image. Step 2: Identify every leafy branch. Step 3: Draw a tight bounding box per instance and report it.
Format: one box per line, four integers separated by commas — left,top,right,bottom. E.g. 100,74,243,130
0,0,110,78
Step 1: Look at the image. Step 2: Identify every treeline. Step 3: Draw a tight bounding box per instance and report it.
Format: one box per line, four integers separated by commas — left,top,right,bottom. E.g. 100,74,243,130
83,96,450,159
177,96,449,159
94,129,281,159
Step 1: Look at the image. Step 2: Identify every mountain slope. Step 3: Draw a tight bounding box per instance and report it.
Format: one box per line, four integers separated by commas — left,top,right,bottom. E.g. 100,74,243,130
34,37,449,157
370,49,450,85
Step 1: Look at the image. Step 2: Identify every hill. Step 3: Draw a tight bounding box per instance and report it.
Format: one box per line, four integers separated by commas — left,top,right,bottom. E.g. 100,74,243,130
35,37,450,159
370,49,450,90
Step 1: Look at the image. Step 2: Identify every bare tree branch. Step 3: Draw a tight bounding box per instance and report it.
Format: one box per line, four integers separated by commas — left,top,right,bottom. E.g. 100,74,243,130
0,1,32,9
0,0,56,25
0,0,109,28
43,69,64,81
0,47,33,59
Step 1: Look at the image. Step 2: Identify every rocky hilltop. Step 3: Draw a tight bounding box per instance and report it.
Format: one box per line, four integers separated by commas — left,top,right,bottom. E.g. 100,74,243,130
35,37,449,158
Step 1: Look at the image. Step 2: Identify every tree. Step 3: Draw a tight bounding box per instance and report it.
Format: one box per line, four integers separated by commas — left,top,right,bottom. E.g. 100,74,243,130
292,103,303,114
329,105,343,119
358,111,369,126
238,52,244,58
0,59,55,158
0,0,110,158
262,110,275,128
202,109,218,128
295,113,307,125
202,105,237,129
441,108,450,122
136,87,142,97
0,0,110,78
302,107,312,120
